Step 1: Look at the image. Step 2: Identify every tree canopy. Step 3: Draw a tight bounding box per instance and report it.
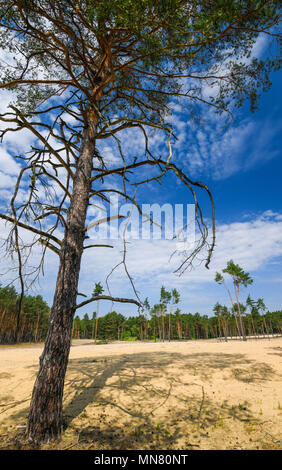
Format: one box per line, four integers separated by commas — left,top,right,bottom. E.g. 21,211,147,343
0,0,281,282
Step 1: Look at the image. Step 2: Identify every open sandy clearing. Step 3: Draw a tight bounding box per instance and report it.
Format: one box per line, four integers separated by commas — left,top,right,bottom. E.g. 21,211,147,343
0,338,281,450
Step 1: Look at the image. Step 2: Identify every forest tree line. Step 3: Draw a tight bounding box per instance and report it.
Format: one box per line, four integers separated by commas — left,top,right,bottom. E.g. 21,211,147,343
74,306,282,342
0,284,50,344
1,283,281,344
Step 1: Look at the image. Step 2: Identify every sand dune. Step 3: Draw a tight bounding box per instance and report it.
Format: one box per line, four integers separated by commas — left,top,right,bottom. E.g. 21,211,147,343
0,338,281,450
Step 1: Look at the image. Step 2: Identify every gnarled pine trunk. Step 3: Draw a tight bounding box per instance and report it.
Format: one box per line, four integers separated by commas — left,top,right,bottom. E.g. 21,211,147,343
27,126,94,443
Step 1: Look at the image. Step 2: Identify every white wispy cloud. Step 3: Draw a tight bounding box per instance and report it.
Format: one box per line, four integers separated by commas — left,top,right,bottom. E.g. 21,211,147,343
1,210,280,315
166,103,282,181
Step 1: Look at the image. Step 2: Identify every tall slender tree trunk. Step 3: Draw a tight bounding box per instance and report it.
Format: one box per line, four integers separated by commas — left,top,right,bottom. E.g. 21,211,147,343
0,309,6,329
176,319,180,339
94,300,99,344
223,280,241,339
222,318,228,342
268,319,274,338
217,315,222,339
168,310,171,342
71,319,75,346
27,126,95,443
161,305,165,341
233,282,247,341
263,317,270,338
251,317,258,340
34,312,40,343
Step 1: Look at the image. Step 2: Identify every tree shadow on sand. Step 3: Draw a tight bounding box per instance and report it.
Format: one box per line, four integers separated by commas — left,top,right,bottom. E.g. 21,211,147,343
58,351,277,449
7,350,278,449
267,346,282,358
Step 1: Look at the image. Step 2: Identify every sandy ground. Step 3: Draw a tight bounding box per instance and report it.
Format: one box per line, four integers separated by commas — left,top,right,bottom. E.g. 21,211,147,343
0,337,281,450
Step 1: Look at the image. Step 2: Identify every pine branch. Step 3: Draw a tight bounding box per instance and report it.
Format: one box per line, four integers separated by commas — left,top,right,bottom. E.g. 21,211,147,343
0,213,62,246
75,295,142,311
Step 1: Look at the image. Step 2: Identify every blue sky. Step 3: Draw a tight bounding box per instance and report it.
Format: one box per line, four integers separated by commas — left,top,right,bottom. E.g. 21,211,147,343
0,40,282,319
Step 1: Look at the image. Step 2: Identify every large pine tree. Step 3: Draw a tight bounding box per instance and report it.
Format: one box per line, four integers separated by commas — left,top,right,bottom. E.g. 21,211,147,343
0,0,280,443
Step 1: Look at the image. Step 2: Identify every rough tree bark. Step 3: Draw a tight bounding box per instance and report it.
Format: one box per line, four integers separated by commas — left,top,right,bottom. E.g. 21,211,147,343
27,125,95,442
